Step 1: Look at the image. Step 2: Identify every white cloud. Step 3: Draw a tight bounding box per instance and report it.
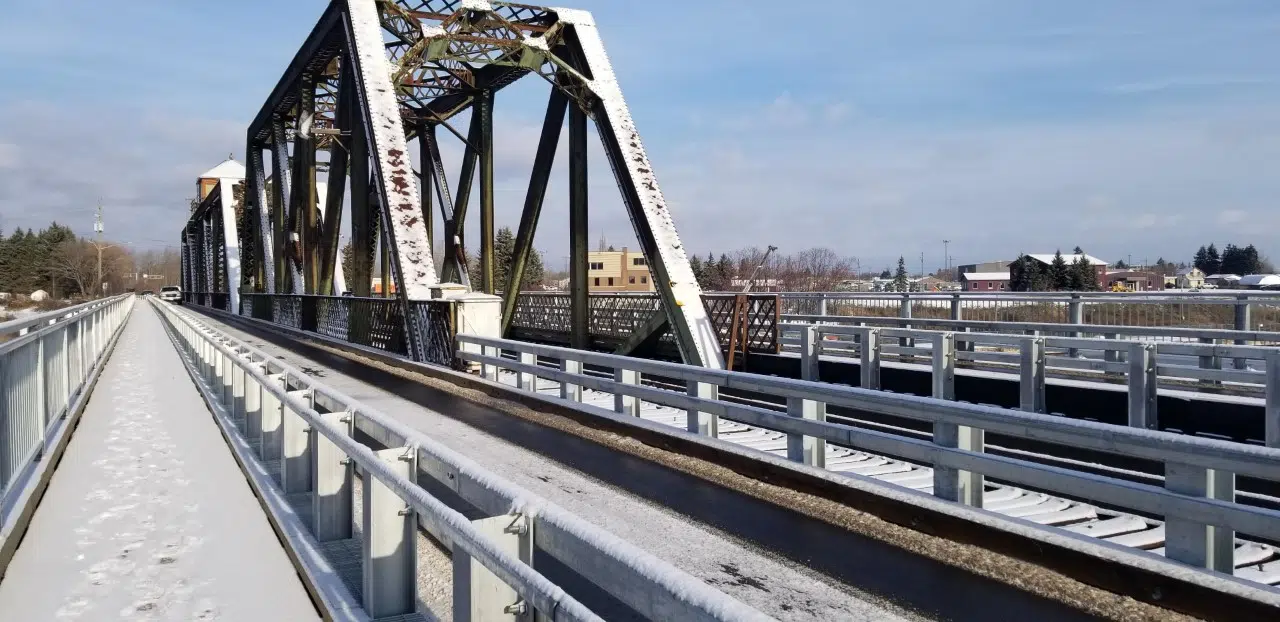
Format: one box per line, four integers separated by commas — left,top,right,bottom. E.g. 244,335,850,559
1218,209,1249,225
0,143,16,169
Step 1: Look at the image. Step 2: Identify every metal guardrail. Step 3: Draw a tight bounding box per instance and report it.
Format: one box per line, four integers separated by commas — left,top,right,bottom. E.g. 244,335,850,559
779,291,1280,334
1,295,134,527
152,300,768,621
455,332,1280,577
778,321,1280,440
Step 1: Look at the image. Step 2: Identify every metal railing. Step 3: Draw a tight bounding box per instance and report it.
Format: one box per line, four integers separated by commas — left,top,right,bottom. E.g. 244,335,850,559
152,300,767,621
778,321,1280,434
780,291,1280,333
455,332,1280,576
235,293,458,367
1,294,134,524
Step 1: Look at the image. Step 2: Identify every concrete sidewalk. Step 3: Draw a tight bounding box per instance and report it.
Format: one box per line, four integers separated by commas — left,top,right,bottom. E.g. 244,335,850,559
0,304,317,620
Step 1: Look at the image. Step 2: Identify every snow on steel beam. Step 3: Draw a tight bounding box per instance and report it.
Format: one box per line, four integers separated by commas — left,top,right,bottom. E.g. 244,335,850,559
216,177,244,311
555,9,725,369
248,147,277,293
343,0,439,300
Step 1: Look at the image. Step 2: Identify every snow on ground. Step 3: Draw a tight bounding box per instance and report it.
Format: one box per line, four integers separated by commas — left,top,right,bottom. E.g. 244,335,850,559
0,304,317,621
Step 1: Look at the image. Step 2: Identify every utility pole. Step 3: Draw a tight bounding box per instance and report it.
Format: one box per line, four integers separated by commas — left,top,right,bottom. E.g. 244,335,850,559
919,252,925,278
943,240,950,275
94,202,105,297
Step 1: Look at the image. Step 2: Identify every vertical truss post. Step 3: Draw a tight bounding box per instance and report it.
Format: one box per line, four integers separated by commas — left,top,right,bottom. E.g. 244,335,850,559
424,126,469,286
478,89,496,294
291,76,318,294
418,121,434,251
445,109,483,285
217,180,244,312
349,105,373,298
502,89,568,334
568,103,590,350
248,145,274,293
318,63,351,296
269,118,292,294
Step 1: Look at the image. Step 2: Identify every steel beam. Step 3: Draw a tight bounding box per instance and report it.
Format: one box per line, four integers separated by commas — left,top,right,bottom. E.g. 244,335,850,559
502,88,568,333
444,108,482,285
317,62,351,296
343,0,438,302
349,101,374,298
418,121,434,252
290,77,318,294
247,145,274,293
478,89,496,294
568,103,589,351
216,178,244,311
269,118,293,294
561,15,724,368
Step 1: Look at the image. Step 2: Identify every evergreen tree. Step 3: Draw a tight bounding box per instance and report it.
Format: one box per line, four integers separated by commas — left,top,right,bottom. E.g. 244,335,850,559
1048,250,1070,290
878,269,891,279
1069,255,1097,291
1009,254,1048,292
1073,246,1084,255
1193,246,1209,273
689,254,707,288
892,256,909,292
713,254,733,291
1205,243,1221,274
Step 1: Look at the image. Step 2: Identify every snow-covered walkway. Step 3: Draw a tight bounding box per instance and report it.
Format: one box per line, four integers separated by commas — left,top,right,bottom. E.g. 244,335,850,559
0,304,317,620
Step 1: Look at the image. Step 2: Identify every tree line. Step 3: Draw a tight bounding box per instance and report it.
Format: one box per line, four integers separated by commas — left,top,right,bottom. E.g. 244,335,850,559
1009,248,1101,292
0,222,178,299
689,247,857,292
1193,243,1267,276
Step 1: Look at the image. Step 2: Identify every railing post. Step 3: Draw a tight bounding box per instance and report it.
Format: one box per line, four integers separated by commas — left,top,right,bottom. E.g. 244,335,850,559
245,362,265,440
454,514,533,622
859,327,881,390
481,345,499,382
558,358,582,402
686,380,718,437
613,368,640,416
1103,333,1123,378
899,293,913,348
818,293,828,316
220,350,234,407
281,389,314,494
363,448,417,618
231,353,247,420
260,373,286,461
1266,350,1279,448
36,335,47,445
1067,294,1083,358
518,351,537,391
1234,296,1251,370
1164,463,1235,574
1198,337,1222,388
787,327,826,467
932,333,981,506
1019,337,1046,413
312,412,354,542
1128,342,1158,430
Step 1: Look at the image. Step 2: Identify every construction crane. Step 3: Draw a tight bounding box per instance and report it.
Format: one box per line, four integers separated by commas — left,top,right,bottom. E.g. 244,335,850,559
741,245,778,293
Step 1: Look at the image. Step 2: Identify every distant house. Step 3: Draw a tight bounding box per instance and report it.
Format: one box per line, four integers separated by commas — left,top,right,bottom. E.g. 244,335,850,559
961,271,1010,292
1105,270,1160,292
1239,274,1280,290
1176,267,1206,289
1205,274,1242,288
588,248,654,292
1025,253,1109,289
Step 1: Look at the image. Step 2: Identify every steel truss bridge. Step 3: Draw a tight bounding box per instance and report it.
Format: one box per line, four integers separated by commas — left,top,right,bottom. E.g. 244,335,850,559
17,0,1270,620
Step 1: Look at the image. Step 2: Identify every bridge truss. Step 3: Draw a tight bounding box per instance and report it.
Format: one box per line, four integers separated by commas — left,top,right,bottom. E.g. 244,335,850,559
188,0,723,368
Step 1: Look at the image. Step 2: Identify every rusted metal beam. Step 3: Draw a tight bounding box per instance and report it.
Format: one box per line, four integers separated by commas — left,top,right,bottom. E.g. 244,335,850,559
502,88,568,334
269,118,292,294
290,76,318,294
478,88,496,294
568,100,589,351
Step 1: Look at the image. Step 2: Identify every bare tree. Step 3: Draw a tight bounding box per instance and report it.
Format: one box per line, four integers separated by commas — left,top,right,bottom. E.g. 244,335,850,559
778,247,856,292
50,240,98,296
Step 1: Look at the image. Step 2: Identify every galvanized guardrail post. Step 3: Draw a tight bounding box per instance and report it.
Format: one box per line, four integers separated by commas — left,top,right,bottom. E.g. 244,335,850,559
787,326,825,467
931,332,982,506
858,327,881,390
1164,462,1235,574
687,380,718,437
1128,342,1158,430
313,411,354,542
455,514,534,622
614,368,640,417
1103,333,1123,378
899,294,913,350
950,294,972,352
1267,350,1279,448
518,351,537,391
282,389,314,494
559,358,582,402
481,345,499,382
1198,337,1222,388
1067,294,1083,358
1019,337,1046,413
363,447,417,618
818,293,828,316
261,373,287,461
1234,296,1251,370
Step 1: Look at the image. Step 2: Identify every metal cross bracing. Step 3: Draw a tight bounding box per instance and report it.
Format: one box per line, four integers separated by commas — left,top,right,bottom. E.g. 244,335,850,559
228,0,724,369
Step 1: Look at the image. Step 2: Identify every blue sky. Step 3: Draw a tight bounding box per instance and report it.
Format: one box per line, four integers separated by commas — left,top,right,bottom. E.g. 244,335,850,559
1,1,1278,273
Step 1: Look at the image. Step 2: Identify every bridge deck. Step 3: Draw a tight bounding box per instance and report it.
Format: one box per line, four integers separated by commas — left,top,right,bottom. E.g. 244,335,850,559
0,305,317,620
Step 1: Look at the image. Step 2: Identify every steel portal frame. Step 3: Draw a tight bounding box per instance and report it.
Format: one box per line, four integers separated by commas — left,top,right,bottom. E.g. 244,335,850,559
231,0,723,368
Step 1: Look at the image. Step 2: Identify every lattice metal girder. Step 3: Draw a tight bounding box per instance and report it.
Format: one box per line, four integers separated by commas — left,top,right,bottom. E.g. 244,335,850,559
346,0,439,299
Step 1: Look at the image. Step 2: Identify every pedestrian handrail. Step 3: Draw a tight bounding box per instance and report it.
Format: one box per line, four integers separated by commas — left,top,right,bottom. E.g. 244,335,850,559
152,301,769,622
455,331,1280,576
1,294,134,534
778,321,1279,430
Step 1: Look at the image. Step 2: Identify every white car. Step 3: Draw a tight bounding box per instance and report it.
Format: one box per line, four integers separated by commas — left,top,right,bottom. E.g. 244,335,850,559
159,286,182,304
